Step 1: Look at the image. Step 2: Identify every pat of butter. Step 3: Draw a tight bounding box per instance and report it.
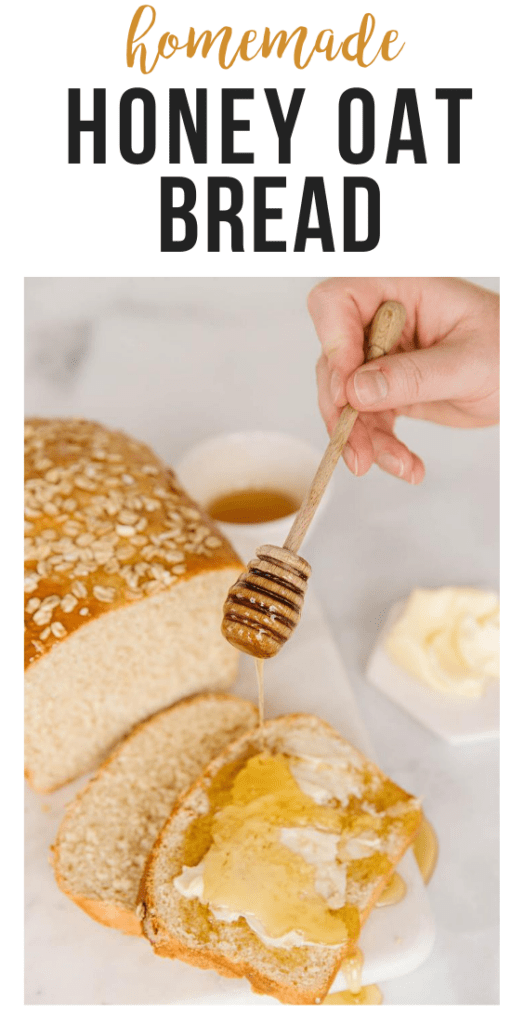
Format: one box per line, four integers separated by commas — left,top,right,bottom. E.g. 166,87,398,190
279,827,347,908
288,756,364,805
385,587,500,698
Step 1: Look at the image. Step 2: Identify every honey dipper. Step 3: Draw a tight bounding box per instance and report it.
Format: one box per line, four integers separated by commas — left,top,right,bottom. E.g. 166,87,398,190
222,300,407,658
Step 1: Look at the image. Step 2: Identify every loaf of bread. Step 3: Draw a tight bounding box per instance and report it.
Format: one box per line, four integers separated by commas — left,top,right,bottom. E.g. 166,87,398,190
24,418,244,792
52,693,257,934
140,714,422,1004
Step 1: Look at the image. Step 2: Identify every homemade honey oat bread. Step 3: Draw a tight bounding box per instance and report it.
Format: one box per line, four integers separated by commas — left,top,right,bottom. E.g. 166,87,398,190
139,714,422,1004
52,694,257,934
24,418,244,792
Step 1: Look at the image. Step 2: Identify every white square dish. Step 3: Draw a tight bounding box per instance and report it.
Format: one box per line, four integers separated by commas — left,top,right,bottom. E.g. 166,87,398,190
366,601,499,745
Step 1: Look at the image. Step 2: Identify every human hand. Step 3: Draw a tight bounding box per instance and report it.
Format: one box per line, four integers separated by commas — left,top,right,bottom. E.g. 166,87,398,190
308,277,499,483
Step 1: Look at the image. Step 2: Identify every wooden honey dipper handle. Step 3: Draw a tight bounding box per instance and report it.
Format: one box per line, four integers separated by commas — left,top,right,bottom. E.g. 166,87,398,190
283,300,406,554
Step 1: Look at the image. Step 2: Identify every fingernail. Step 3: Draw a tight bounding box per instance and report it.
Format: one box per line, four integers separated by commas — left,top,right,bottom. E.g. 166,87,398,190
377,451,404,477
345,447,359,475
354,368,388,407
330,369,345,405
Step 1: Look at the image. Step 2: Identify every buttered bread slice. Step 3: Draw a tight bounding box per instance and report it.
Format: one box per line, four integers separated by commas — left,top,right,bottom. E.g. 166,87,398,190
53,693,257,934
140,714,422,1004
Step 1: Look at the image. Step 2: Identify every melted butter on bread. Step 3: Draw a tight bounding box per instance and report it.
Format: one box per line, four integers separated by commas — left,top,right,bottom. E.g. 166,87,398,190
175,748,421,948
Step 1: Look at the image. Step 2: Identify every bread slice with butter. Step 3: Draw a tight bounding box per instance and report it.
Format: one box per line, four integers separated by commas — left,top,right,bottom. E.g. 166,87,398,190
52,693,257,935
139,714,422,1004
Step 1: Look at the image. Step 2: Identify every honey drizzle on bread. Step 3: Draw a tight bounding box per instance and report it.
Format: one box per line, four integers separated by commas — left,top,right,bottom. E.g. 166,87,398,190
140,714,422,1004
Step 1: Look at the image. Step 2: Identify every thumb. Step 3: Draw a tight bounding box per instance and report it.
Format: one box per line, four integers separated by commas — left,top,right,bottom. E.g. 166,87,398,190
345,341,470,412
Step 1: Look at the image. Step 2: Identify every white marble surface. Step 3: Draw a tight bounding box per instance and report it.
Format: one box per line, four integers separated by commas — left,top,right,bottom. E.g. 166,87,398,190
24,277,499,1004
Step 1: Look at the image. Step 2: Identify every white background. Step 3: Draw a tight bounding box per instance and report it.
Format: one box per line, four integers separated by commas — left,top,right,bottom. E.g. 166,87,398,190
10,0,503,273
7,0,522,1016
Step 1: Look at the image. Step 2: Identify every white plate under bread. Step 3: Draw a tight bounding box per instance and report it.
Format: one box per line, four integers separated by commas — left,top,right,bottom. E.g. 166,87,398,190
366,601,500,745
25,589,435,1004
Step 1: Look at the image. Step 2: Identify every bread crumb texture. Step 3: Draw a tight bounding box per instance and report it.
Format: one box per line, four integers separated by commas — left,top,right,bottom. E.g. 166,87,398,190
53,694,257,927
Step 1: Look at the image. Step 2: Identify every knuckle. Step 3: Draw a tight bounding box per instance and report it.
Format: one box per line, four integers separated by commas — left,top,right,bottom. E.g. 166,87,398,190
397,354,423,401
307,278,338,317
307,282,325,317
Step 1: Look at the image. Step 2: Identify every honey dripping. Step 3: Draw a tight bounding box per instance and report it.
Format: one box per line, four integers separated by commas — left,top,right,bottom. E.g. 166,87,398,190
375,817,438,908
255,657,265,729
375,871,407,908
323,950,383,1005
207,488,299,525
323,818,438,1005
343,949,364,993
323,986,383,1005
412,816,439,884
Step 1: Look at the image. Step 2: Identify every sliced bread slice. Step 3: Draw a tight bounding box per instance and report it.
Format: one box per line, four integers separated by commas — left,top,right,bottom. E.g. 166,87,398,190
52,693,257,935
139,714,422,1004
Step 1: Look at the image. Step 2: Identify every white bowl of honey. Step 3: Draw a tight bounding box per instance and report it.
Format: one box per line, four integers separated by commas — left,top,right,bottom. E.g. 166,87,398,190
176,431,331,564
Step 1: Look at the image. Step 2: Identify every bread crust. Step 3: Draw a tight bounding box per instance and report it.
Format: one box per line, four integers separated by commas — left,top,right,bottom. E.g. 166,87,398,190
52,693,257,933
24,418,243,671
56,891,143,937
138,926,330,1004
139,714,422,1004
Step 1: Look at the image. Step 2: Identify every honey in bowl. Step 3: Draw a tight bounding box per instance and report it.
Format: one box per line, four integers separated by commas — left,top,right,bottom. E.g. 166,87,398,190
207,488,299,525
